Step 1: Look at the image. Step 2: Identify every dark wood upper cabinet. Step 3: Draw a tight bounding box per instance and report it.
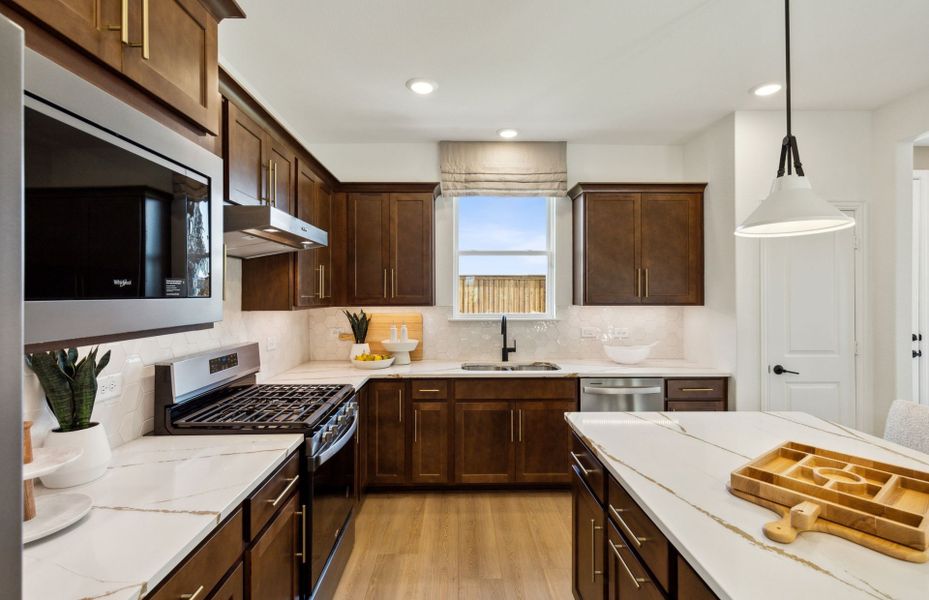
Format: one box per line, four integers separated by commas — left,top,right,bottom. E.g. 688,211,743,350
366,381,407,485
9,0,239,133
269,140,296,215
389,193,434,305
347,190,434,306
572,183,706,306
455,401,514,484
348,192,390,305
225,101,270,206
246,493,301,600
515,400,575,484
411,400,449,484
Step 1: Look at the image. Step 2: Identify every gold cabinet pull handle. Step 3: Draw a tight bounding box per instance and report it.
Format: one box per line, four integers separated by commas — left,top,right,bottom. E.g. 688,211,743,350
107,0,130,44
318,265,324,299
418,389,441,393
266,475,299,507
590,519,603,582
510,409,514,442
609,503,647,547
518,409,523,442
265,159,273,205
180,585,204,600
570,451,593,476
413,409,418,443
636,267,641,298
398,390,402,423
608,539,648,589
320,265,326,299
644,267,649,298
383,268,388,298
130,0,150,59
680,387,714,392
295,505,307,563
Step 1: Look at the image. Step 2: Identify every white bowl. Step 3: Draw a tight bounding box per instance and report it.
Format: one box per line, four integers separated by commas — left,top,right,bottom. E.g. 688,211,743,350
351,356,396,370
603,342,657,365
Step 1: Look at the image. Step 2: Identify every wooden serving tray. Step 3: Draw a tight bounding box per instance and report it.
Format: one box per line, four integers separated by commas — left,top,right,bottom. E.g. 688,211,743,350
339,312,424,361
729,441,929,562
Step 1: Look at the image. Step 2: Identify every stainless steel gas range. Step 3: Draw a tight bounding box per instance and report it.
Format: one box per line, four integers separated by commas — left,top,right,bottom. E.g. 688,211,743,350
153,343,356,600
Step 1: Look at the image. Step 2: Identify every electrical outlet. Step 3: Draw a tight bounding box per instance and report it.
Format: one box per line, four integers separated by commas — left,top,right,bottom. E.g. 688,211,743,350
580,327,600,339
97,374,123,402
328,327,342,340
266,336,278,351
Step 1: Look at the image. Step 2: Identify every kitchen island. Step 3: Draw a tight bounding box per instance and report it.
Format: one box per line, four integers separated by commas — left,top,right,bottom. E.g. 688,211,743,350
567,411,929,600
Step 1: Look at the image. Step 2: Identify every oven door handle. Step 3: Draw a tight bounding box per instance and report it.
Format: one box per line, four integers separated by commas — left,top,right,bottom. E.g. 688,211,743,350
310,412,358,471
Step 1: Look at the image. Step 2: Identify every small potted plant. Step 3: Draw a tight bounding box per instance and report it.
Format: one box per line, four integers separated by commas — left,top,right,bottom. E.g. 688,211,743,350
343,309,370,359
25,347,112,488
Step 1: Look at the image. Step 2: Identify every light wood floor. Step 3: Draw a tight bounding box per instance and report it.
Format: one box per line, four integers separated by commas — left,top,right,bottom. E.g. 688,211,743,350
333,491,573,600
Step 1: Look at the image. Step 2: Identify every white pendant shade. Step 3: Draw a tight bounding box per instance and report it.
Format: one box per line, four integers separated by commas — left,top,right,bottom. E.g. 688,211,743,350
735,174,855,238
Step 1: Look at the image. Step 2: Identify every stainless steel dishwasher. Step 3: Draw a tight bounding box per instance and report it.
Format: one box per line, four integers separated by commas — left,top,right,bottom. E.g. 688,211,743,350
580,378,665,411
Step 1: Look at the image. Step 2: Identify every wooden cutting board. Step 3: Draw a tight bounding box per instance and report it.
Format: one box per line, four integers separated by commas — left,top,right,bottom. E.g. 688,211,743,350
339,312,423,361
729,441,929,562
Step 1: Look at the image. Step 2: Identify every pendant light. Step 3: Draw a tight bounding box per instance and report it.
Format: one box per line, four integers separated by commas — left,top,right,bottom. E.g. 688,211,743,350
735,0,855,238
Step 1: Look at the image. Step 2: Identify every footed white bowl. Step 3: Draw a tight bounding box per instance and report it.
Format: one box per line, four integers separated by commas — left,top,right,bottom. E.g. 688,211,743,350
381,339,419,365
603,342,657,365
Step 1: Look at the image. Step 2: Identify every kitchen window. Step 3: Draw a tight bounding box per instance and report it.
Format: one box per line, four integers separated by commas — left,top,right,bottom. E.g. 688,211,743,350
453,196,555,319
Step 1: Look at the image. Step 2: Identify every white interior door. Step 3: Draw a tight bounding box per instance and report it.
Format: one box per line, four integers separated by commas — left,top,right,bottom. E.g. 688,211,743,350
913,171,929,405
763,215,857,425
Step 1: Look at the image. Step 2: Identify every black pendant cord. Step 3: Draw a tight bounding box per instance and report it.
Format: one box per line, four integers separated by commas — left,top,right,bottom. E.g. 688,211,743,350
776,0,805,178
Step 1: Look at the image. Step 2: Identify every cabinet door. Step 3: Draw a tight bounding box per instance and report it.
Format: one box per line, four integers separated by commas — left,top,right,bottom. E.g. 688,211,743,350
388,193,433,305
316,186,333,305
348,193,389,304
225,102,270,206
455,402,514,484
9,0,122,68
294,164,319,307
582,193,640,304
247,494,301,600
573,469,605,600
210,562,244,600
367,381,407,485
677,554,718,600
640,193,703,305
121,0,219,132
606,520,664,600
411,401,448,484
515,400,574,483
269,141,296,215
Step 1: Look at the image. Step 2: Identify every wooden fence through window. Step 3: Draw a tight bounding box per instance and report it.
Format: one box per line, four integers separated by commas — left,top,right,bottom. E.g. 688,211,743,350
458,275,546,314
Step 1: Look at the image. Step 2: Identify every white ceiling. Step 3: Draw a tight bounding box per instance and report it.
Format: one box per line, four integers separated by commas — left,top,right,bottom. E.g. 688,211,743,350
219,0,929,145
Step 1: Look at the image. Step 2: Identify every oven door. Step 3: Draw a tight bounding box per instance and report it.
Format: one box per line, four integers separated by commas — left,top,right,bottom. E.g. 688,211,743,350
308,411,357,596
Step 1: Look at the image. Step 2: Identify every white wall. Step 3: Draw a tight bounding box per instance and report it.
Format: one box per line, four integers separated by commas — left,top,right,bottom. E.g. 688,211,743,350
870,84,929,433
915,146,929,170
566,144,684,187
682,115,738,393
732,111,872,424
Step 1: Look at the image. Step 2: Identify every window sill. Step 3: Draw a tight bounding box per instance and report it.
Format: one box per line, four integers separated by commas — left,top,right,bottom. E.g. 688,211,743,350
448,315,560,322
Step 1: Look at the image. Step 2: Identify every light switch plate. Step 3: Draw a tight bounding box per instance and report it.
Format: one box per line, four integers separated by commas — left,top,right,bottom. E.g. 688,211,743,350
581,327,599,339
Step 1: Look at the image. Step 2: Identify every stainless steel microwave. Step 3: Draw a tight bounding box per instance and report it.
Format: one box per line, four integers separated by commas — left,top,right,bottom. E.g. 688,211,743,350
22,50,223,349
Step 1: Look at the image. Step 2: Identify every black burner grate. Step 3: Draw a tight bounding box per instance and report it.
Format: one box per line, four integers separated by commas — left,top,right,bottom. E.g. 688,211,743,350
173,383,351,430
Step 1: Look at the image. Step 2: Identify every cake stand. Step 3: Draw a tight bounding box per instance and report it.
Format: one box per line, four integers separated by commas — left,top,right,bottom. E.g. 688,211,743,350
23,447,93,544
381,339,419,365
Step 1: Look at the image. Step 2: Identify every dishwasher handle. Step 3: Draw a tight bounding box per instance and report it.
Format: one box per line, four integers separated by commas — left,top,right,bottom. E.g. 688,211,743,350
582,386,663,396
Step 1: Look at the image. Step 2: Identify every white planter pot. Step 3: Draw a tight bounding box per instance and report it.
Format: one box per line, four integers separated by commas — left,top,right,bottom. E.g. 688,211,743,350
349,343,370,359
40,422,111,488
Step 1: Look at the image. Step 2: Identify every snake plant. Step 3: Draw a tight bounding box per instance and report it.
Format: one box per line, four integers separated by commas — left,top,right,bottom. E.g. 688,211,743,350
25,347,111,432
343,309,370,344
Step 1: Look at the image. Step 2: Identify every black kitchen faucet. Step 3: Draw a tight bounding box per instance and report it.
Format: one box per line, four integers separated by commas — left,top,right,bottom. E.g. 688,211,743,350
501,315,517,362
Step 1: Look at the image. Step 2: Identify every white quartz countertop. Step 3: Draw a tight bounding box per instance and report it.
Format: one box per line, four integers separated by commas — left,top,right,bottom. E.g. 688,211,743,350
270,358,729,389
23,433,304,600
567,411,929,600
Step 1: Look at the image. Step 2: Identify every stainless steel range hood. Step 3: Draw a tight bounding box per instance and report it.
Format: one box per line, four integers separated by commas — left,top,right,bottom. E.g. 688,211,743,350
223,204,327,259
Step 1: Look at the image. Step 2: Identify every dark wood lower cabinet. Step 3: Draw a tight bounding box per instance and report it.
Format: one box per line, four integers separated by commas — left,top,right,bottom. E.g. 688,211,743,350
677,555,718,600
455,401,515,484
210,562,244,600
247,493,301,600
516,400,575,483
411,400,449,484
573,468,606,600
607,520,664,600
367,381,407,485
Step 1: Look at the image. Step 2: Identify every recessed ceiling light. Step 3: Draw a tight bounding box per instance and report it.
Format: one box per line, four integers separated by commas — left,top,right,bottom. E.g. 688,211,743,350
497,128,519,139
405,78,437,95
750,82,783,97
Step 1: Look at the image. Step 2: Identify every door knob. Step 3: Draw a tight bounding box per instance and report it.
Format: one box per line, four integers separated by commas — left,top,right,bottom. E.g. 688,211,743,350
772,365,799,375
914,350,923,359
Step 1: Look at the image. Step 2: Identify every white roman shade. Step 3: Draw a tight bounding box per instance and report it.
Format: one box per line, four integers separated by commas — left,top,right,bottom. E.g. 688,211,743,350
439,141,567,197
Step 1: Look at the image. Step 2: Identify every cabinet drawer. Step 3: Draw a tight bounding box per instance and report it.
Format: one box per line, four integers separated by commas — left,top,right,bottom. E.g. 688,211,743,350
571,434,606,505
246,451,301,540
665,378,726,401
455,378,576,400
607,520,666,600
208,561,243,600
607,477,670,593
666,400,725,412
148,509,244,600
411,380,448,399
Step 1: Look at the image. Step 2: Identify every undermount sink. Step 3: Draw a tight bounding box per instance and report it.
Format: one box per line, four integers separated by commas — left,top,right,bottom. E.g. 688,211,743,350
461,362,561,372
